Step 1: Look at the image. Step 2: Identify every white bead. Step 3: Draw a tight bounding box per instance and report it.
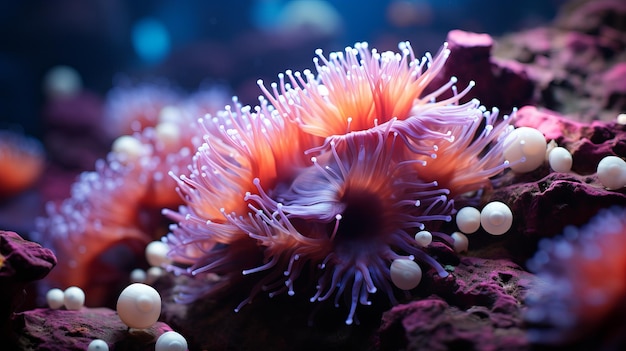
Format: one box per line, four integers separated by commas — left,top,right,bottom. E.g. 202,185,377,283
130,268,147,283
414,230,432,247
116,283,161,329
155,331,188,351
87,339,109,351
597,156,626,190
146,241,171,267
617,113,626,125
503,127,547,173
455,206,481,234
155,122,181,150
390,259,422,290
111,135,149,163
158,106,182,124
451,232,469,253
480,201,513,235
548,146,573,173
63,286,85,310
46,288,65,310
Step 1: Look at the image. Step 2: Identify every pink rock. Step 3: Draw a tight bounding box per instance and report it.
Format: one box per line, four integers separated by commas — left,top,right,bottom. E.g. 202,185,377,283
377,257,531,351
1,231,57,346
425,29,535,113
0,230,56,282
514,105,626,174
11,307,174,351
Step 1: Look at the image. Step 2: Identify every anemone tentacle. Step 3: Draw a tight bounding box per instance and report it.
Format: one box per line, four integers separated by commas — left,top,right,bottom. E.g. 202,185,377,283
258,41,453,139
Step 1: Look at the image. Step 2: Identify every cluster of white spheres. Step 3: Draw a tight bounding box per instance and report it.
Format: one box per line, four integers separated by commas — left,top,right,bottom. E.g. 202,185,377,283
597,155,626,190
455,201,513,236
86,331,187,351
503,127,547,173
46,286,85,310
116,283,162,329
156,331,188,351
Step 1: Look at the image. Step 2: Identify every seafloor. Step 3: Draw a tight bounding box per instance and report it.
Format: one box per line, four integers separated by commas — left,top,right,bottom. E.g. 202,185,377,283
2,0,626,350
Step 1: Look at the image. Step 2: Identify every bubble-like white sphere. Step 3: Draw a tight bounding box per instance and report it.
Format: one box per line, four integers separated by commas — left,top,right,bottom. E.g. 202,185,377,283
155,331,188,351
455,206,481,234
146,241,171,267
480,201,513,235
42,65,82,99
155,122,181,150
63,286,85,310
451,232,469,253
414,230,432,247
548,146,573,173
116,283,161,329
130,268,147,283
390,259,422,290
46,288,65,309
111,135,149,164
503,127,547,173
597,156,626,190
87,339,109,351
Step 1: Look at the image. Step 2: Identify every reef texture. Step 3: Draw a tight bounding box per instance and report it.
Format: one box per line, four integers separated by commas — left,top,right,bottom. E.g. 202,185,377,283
378,257,530,351
155,256,530,351
0,231,56,343
11,307,173,351
494,0,626,122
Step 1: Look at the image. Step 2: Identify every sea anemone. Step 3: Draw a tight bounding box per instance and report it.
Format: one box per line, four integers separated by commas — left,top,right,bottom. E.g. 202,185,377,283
164,40,514,324
525,206,626,345
0,130,45,199
33,86,228,305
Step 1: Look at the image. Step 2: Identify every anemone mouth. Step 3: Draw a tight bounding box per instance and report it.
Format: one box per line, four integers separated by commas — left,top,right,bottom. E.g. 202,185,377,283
334,188,389,243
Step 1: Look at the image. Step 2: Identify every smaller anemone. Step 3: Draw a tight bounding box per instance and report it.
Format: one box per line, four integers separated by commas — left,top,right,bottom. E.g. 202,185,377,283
258,41,454,139
525,206,626,345
33,85,227,305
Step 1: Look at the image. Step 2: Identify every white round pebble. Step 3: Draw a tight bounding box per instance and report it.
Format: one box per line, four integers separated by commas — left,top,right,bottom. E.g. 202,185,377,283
597,155,626,190
130,268,147,283
111,135,149,163
116,283,161,329
455,206,481,234
548,146,573,173
87,339,109,351
480,201,513,236
155,331,188,351
146,241,171,267
46,288,65,310
414,230,433,247
451,232,469,253
503,127,547,173
390,259,422,290
155,122,181,150
63,286,85,310
617,113,626,125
